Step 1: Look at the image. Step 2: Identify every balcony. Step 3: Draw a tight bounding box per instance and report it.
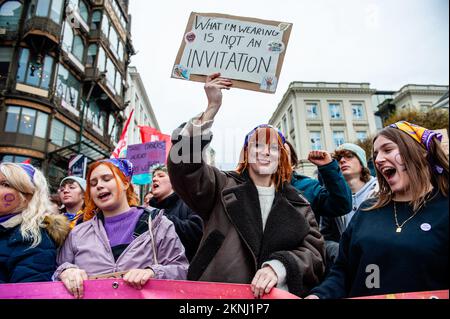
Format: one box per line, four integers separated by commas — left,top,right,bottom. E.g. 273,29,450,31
22,16,61,48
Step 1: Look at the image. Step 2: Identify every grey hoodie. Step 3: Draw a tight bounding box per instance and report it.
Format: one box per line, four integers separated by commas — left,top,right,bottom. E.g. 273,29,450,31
335,176,378,235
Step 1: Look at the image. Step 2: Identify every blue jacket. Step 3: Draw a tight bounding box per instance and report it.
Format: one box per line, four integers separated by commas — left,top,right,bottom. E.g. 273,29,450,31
0,214,69,283
291,160,352,221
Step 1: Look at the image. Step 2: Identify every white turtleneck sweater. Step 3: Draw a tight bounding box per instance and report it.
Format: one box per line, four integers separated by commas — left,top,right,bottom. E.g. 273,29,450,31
256,185,288,292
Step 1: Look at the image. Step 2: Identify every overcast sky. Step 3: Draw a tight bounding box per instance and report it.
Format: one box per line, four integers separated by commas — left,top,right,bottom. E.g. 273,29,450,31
128,0,449,169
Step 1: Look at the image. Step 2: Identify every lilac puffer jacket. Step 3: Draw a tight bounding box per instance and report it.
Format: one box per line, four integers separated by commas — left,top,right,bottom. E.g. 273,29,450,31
53,208,188,280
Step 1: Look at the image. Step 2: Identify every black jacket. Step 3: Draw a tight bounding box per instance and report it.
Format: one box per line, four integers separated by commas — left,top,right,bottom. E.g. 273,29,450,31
150,193,203,261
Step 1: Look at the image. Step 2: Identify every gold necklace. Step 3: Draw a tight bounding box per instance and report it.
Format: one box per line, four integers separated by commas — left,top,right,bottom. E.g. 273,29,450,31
393,202,422,233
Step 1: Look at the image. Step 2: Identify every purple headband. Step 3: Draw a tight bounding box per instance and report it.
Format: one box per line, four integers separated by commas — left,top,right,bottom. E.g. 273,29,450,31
389,122,444,174
244,124,286,148
18,164,35,184
100,158,134,179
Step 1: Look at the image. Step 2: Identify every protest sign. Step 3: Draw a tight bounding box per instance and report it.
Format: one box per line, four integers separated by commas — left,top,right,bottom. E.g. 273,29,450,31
172,12,292,93
68,154,87,179
126,141,166,185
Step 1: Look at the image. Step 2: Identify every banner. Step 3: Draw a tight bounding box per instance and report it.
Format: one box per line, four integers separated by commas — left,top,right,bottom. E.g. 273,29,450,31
139,125,171,160
0,279,299,299
172,12,292,93
68,154,87,179
126,141,166,185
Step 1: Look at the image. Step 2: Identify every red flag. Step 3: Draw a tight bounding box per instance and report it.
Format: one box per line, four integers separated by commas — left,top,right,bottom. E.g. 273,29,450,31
111,109,134,159
22,159,31,164
138,126,172,162
138,125,159,143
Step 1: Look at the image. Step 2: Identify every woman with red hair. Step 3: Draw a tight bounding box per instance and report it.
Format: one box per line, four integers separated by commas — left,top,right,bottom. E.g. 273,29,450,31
168,73,325,298
53,159,188,298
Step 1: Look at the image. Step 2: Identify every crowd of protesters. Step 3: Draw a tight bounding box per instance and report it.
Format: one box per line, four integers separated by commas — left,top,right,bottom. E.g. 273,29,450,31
0,73,448,299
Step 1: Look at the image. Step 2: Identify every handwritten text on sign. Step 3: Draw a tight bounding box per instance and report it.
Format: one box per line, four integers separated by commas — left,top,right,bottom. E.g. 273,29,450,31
126,142,166,176
172,13,292,93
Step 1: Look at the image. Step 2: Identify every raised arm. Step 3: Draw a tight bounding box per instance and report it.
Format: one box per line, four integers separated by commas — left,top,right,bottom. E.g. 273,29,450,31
167,74,232,220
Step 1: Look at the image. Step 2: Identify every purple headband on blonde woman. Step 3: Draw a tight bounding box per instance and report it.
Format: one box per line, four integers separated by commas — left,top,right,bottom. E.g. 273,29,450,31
100,158,134,179
18,164,36,184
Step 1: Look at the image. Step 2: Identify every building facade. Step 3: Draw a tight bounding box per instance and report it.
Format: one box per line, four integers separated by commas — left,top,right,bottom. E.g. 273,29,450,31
0,0,134,191
125,66,160,146
269,82,378,176
376,84,449,125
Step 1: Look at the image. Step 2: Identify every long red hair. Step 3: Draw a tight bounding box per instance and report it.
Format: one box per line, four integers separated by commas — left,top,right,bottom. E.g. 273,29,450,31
83,161,139,221
236,127,292,190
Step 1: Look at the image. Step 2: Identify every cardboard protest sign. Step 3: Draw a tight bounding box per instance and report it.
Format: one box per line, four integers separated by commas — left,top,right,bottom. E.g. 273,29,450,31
126,141,166,185
172,12,293,93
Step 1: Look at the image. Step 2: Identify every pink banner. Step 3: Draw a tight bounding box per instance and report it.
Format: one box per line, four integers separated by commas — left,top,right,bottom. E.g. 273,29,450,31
352,290,449,299
0,279,299,299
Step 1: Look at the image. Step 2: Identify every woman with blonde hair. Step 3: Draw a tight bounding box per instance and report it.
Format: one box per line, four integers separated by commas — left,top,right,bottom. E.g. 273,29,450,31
168,73,325,298
307,121,449,299
0,163,69,283
54,158,188,299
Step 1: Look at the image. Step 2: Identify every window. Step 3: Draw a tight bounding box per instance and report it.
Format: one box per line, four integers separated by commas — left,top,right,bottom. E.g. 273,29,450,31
87,44,98,66
97,46,106,71
35,112,49,138
4,106,48,138
310,131,322,150
16,48,54,89
72,36,84,62
282,116,288,135
357,131,367,142
35,0,50,17
329,103,343,120
420,102,432,112
56,64,81,110
333,131,345,148
85,100,106,133
18,108,37,135
288,107,295,132
0,1,23,31
106,58,115,89
114,71,122,95
352,103,365,120
28,0,64,24
50,119,77,147
110,0,127,31
4,106,20,132
0,47,13,80
108,113,118,143
306,103,320,119
62,22,74,53
62,22,85,63
91,10,102,30
78,1,88,22
100,12,125,62
101,13,110,38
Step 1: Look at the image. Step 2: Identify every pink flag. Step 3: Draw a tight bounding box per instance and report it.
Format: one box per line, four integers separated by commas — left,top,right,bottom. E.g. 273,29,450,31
111,109,134,159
